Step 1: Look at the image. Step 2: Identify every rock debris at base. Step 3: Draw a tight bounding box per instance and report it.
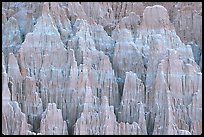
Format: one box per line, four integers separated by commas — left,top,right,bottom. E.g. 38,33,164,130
2,2,202,135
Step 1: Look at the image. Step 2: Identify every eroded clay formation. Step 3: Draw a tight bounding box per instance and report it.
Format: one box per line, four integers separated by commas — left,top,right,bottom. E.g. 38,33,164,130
2,2,202,135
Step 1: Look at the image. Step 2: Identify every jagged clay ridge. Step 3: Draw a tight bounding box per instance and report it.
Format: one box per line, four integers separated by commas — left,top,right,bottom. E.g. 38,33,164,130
2,2,202,135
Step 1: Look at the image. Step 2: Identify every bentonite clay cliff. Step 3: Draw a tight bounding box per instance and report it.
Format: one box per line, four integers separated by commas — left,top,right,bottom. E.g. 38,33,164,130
2,2,202,135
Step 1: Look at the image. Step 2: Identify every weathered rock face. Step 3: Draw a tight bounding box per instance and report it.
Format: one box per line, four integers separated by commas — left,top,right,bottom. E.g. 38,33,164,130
38,103,68,135
142,5,174,30
2,101,34,135
2,16,22,50
13,9,34,39
139,5,202,135
2,53,35,135
173,2,202,46
151,49,202,135
2,16,22,75
6,53,23,101
16,3,81,134
73,87,146,135
67,19,120,109
112,28,146,97
49,2,72,45
117,71,147,135
2,2,202,135
112,29,145,79
20,76,43,133
80,2,145,31
173,2,202,70
90,24,115,59
2,53,11,102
